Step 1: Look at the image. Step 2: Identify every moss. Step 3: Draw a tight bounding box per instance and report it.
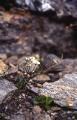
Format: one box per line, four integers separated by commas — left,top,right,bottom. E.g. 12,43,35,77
34,95,54,111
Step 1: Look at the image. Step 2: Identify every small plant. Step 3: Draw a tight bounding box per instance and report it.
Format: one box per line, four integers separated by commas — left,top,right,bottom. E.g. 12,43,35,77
15,74,27,89
34,95,54,111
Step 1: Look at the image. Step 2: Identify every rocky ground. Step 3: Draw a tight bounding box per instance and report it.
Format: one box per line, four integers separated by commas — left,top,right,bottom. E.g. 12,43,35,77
0,1,77,120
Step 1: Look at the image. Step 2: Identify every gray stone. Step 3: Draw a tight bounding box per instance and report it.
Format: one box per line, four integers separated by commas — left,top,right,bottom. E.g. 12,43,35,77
39,73,77,109
32,112,51,120
10,114,25,120
16,0,53,12
27,83,39,94
42,54,62,72
16,0,77,18
0,79,17,104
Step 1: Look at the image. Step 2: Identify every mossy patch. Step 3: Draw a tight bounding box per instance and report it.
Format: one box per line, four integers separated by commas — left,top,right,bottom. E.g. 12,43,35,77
34,95,54,110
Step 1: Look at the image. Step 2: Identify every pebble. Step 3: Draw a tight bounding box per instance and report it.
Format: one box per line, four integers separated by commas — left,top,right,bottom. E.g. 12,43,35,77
0,53,7,60
33,105,42,113
0,59,8,76
32,74,50,84
42,54,62,72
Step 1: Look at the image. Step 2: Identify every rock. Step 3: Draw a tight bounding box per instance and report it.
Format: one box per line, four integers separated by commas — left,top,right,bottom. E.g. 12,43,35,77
16,0,77,18
6,66,18,75
33,105,42,113
32,112,51,120
24,110,51,120
16,0,53,12
6,56,18,66
56,59,77,75
0,79,17,104
42,54,61,67
30,21,76,58
39,73,77,109
18,55,40,74
0,59,8,76
0,9,76,58
62,59,77,74
42,57,77,74
27,83,39,94
10,114,25,120
25,0,54,12
32,74,50,83
0,59,17,76
16,0,26,7
51,111,77,120
42,54,62,72
0,53,7,60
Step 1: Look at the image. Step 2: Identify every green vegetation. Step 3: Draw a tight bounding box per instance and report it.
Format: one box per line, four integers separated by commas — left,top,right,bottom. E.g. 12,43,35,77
35,95,54,110
15,75,27,89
